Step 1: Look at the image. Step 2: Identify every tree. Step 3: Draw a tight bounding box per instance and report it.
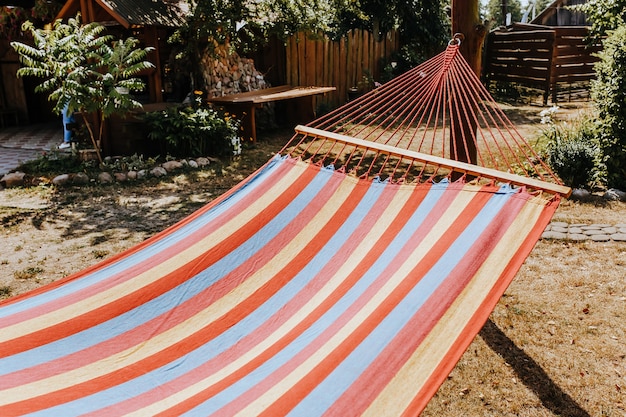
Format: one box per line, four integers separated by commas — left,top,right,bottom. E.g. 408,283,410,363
484,0,523,26
570,0,626,42
11,14,154,164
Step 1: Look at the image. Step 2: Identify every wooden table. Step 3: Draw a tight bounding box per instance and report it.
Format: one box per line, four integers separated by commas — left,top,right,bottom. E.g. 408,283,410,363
207,85,336,142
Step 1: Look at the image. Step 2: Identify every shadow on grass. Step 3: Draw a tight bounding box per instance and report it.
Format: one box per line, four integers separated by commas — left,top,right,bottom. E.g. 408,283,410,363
480,319,591,417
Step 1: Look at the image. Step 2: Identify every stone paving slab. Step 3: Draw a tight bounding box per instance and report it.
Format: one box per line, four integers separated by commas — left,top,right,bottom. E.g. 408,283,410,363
0,123,62,176
543,222,626,242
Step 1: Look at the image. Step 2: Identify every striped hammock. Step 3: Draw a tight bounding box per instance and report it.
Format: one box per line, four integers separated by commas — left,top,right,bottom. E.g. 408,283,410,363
0,39,568,416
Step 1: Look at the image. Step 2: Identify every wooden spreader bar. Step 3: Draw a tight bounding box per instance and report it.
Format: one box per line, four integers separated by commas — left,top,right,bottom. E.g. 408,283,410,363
295,125,572,197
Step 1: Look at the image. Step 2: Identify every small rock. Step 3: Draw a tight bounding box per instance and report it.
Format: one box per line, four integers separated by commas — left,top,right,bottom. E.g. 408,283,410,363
161,160,183,172
542,231,567,240
550,222,569,228
188,160,199,169
581,225,604,230
127,171,137,180
568,227,583,234
1,172,25,188
195,157,210,167
552,226,569,234
150,166,168,177
591,234,611,242
113,172,127,182
602,227,618,234
611,233,626,242
570,188,591,200
583,229,606,236
180,159,189,167
137,170,147,180
52,173,70,186
569,233,590,241
72,172,90,185
98,172,114,184
604,188,626,201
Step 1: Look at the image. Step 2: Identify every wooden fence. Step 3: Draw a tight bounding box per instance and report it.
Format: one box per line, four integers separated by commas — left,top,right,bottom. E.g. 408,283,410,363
483,24,600,104
285,30,400,109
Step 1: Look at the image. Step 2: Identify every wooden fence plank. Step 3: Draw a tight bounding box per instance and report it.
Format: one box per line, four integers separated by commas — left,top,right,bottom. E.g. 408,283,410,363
280,29,399,108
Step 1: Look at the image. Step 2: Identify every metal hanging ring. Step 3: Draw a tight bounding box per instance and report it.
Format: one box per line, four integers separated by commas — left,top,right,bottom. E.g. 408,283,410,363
448,33,465,46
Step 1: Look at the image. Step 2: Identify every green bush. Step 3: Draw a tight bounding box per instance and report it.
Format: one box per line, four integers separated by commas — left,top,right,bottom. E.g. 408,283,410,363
143,102,241,158
543,116,601,189
591,25,626,189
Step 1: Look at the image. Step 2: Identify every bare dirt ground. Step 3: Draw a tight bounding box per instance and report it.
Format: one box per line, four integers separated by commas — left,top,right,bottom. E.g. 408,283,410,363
1,102,624,416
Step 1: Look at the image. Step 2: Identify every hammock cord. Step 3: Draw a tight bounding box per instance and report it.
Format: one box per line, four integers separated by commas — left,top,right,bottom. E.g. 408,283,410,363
281,39,566,194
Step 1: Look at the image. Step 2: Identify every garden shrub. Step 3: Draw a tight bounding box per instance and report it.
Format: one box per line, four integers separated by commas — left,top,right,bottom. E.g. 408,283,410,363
542,111,601,189
143,100,241,158
591,25,626,190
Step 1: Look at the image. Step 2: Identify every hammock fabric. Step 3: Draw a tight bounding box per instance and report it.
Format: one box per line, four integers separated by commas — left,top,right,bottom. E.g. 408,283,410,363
0,40,568,416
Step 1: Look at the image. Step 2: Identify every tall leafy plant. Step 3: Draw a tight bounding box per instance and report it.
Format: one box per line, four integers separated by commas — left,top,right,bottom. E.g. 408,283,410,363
11,14,154,164
591,25,626,189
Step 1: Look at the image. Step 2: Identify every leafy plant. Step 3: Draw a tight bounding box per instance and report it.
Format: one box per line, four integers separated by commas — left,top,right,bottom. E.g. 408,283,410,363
590,25,626,190
11,14,154,164
570,0,626,42
541,109,602,189
143,100,241,158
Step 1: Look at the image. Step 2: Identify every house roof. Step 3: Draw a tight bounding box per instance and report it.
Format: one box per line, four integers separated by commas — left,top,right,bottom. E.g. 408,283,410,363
57,0,189,28
530,0,588,26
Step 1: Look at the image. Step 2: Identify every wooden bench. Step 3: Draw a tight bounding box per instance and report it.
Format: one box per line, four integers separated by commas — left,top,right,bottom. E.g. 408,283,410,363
207,85,336,142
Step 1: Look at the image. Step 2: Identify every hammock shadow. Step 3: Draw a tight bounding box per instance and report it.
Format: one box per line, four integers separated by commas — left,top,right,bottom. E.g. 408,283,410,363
480,319,591,417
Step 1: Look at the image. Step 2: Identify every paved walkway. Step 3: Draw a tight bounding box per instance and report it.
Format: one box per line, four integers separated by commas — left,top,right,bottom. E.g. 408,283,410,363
543,222,626,242
0,123,62,176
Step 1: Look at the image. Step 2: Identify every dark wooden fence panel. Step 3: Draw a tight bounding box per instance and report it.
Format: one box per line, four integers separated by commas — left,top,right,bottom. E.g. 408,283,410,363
483,29,555,103
550,26,601,102
483,24,600,104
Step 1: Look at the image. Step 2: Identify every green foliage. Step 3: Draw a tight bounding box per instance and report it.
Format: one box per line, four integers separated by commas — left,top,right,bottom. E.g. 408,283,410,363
18,150,90,175
11,14,154,164
143,101,241,158
0,0,62,40
483,0,523,26
591,25,626,189
570,0,626,42
171,0,449,86
541,109,601,188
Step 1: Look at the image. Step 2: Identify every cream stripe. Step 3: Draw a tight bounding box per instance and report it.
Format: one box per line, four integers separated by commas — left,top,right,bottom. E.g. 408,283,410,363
0,171,355,406
1,162,309,343
125,183,416,416
362,200,547,416
235,187,481,416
